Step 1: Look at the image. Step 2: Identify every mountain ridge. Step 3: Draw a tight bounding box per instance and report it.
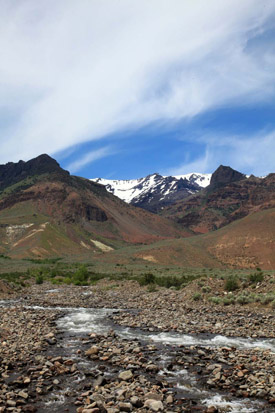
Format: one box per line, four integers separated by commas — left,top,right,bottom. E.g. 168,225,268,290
91,172,211,212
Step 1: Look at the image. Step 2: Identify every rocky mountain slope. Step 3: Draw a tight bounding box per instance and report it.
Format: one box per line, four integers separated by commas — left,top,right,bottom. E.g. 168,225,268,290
104,208,275,269
0,155,187,258
91,172,211,212
161,165,275,234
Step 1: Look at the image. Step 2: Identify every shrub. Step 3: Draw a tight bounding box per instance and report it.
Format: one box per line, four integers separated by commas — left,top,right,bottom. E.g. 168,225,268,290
193,293,201,301
139,273,156,286
236,295,249,305
222,297,235,306
157,275,182,289
208,297,222,305
73,265,89,285
35,273,43,284
261,295,274,305
225,275,239,292
249,271,264,283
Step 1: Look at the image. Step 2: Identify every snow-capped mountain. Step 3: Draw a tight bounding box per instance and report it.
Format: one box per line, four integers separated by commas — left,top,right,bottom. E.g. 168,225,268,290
91,172,211,213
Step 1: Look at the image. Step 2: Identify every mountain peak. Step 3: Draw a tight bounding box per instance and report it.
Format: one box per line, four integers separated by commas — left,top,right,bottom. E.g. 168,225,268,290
209,165,246,189
91,172,211,213
0,153,67,191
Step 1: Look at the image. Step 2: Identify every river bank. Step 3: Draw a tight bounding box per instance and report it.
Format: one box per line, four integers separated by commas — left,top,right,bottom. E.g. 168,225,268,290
0,281,274,412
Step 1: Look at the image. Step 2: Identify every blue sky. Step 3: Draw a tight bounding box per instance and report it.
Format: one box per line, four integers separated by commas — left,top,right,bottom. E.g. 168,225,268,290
0,1,274,179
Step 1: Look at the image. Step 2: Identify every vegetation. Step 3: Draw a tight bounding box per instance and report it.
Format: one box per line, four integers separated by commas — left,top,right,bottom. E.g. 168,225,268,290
249,269,264,284
0,256,274,308
0,254,11,260
35,273,44,285
224,275,239,291
192,292,201,301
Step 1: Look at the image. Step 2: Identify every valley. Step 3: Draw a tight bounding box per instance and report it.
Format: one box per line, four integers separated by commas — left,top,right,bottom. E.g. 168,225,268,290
0,154,274,412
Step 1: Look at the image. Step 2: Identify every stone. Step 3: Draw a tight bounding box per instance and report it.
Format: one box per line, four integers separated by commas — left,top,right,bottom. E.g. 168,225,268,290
130,396,143,408
18,391,28,399
118,402,132,412
86,346,100,356
144,399,164,411
145,392,163,401
166,395,173,404
118,370,133,381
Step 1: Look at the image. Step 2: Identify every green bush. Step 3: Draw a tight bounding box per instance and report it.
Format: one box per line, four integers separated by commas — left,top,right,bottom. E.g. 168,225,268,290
225,275,239,292
236,295,249,305
73,265,89,285
208,296,222,305
249,271,264,283
222,297,235,306
192,293,201,301
261,295,274,305
202,286,211,293
35,273,43,284
157,275,182,289
139,273,156,286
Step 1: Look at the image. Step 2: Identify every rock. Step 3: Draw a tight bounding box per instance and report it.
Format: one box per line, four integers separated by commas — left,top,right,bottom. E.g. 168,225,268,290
118,370,133,381
145,392,163,401
146,364,159,372
6,400,16,407
94,375,106,387
18,390,28,399
166,395,173,404
130,396,143,408
118,402,132,412
144,399,164,411
86,346,100,356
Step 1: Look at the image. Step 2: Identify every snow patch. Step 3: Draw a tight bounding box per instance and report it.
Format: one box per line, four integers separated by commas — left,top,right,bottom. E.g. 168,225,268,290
91,172,211,204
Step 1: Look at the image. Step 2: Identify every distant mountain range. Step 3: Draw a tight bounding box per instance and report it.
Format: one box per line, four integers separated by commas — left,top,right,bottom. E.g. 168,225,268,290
91,173,211,212
0,154,274,269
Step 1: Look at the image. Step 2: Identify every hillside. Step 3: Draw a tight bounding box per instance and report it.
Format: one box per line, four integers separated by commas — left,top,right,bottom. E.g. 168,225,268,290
161,165,275,233
0,155,187,258
103,208,275,270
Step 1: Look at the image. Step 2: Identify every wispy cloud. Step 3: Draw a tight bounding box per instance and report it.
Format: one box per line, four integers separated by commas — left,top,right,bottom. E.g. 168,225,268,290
0,1,274,163
66,146,112,173
165,130,275,176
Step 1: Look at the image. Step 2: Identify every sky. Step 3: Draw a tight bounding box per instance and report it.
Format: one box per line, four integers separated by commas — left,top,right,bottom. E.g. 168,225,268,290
0,1,275,179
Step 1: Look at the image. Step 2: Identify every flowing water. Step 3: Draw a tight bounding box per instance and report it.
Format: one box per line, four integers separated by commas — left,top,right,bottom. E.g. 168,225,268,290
1,302,274,412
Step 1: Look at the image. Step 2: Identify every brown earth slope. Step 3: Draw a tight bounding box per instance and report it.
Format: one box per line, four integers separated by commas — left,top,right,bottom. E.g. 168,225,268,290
105,208,275,270
0,155,187,258
161,165,275,234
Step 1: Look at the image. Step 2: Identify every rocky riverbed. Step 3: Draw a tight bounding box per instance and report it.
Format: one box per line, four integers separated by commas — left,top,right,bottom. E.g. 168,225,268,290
0,281,274,412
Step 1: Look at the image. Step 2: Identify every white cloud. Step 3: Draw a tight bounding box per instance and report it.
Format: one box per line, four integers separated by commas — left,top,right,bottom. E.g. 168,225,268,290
165,130,275,176
0,0,275,163
65,146,113,173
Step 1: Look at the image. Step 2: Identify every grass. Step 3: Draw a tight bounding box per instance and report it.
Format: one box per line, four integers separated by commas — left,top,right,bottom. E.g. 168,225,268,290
0,255,274,305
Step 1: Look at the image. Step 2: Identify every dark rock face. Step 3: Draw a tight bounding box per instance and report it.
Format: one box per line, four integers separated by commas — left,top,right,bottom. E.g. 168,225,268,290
0,154,67,191
209,165,246,189
132,174,201,213
162,173,275,234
